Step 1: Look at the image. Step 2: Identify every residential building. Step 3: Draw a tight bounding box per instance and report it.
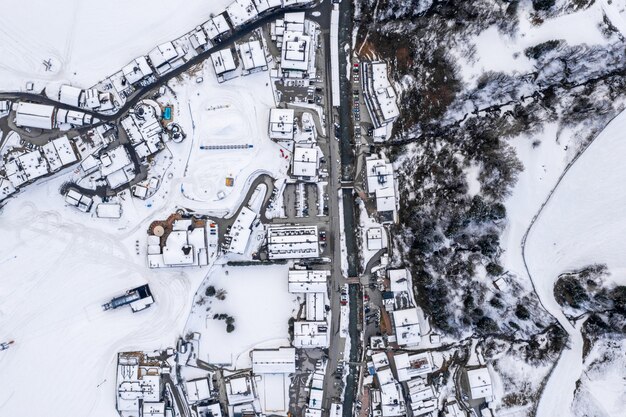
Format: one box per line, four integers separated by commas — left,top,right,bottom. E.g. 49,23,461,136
267,225,319,259
268,108,295,140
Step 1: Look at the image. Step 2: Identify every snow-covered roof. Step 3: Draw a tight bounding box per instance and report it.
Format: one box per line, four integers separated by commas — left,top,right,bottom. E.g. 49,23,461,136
202,14,230,40
226,0,259,27
185,378,211,403
268,108,294,140
227,206,256,254
366,227,383,250
189,27,209,50
394,352,432,382
148,42,179,72
392,308,420,347
15,102,55,130
59,85,83,107
293,321,328,347
211,48,237,75
251,348,296,374
149,223,209,268
99,146,132,177
18,151,49,180
281,31,310,71
123,56,153,84
305,292,326,321
467,367,493,400
288,269,329,293
388,268,410,293
267,225,319,259
239,40,267,72
0,177,16,201
362,61,400,129
292,146,318,177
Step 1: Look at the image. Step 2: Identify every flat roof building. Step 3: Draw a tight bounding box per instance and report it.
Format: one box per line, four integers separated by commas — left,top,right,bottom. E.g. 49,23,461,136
210,48,237,82
202,14,231,40
293,321,328,348
226,206,256,254
466,367,494,400
392,308,421,347
252,348,296,374
292,145,318,179
361,61,400,133
267,225,319,259
15,102,55,130
268,108,295,140
239,40,268,74
365,155,398,223
288,269,329,293
226,0,259,27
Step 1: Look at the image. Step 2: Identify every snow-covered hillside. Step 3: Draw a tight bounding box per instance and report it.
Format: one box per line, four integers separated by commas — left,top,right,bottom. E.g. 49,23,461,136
0,0,230,91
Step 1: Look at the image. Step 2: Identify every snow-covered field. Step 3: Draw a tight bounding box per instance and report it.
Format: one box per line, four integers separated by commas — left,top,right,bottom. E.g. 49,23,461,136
185,263,299,368
0,0,230,91
0,187,207,416
523,110,626,417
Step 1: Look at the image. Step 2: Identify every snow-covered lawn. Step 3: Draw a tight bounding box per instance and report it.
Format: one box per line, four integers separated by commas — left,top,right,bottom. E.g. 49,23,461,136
0,0,230,91
185,263,299,368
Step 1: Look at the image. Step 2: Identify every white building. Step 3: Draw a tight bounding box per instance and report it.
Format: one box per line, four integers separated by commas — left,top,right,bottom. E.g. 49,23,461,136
41,135,78,172
293,321,328,348
59,85,83,107
267,225,319,259
115,352,165,417
99,146,136,189
226,206,257,254
189,26,210,51
393,352,432,382
361,61,400,135
210,48,237,82
202,14,231,41
0,177,16,202
252,348,296,374
466,367,494,401
278,12,317,78
392,308,420,347
287,269,329,293
268,108,295,140
226,0,259,27
123,56,154,85
65,189,94,213
121,102,165,159
15,102,56,130
292,145,319,179
365,155,398,223
239,40,268,74
185,378,212,404
366,227,383,250
148,42,182,75
406,377,437,416
147,219,213,268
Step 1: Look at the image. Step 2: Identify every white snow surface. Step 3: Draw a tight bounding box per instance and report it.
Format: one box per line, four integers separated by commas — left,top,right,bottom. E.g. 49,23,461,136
0,194,206,417
185,263,299,368
0,0,230,91
523,110,626,416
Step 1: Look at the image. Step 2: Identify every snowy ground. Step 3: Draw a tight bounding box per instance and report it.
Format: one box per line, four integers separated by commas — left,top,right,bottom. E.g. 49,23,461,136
0,0,230,92
523,110,626,417
163,63,289,213
571,338,626,417
0,181,207,417
184,263,299,368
